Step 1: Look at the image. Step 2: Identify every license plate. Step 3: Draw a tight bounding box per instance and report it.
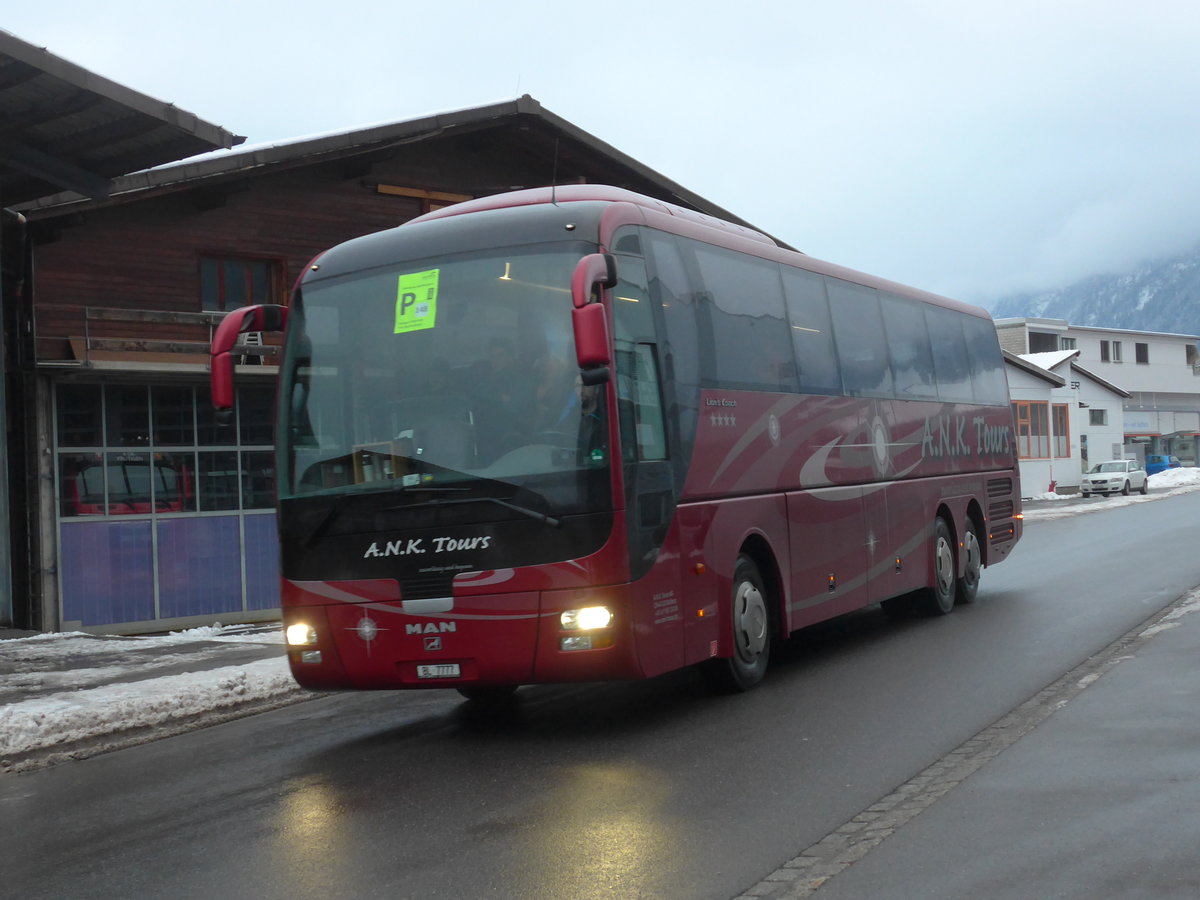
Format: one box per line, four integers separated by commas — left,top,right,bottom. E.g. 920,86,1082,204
416,663,461,679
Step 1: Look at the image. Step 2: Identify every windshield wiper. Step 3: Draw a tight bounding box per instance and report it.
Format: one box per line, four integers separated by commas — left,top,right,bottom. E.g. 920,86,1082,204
389,494,561,528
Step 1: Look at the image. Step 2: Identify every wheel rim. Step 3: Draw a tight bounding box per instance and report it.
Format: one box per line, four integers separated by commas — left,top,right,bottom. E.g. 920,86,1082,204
733,580,768,662
962,529,981,589
935,535,955,597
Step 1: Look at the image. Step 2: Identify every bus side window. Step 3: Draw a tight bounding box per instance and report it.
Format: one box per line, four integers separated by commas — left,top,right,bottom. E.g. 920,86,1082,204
691,242,796,392
880,293,937,400
616,344,668,462
827,279,893,398
781,268,842,395
962,314,1009,405
925,305,974,403
612,253,668,461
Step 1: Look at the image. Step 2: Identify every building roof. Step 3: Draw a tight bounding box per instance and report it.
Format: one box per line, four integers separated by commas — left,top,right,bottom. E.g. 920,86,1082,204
1071,361,1132,398
1003,350,1066,387
1019,349,1080,372
15,94,787,246
0,29,243,204
995,315,1199,342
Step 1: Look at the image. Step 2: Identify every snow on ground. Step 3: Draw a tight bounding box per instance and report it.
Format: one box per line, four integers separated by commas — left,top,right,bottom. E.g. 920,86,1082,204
0,624,301,770
0,657,299,762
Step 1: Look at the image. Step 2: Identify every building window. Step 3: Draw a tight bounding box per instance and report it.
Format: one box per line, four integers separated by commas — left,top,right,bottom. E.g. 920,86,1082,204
1112,340,1123,362
1029,332,1057,353
1100,340,1110,362
1135,342,1149,364
200,256,282,312
1012,400,1050,458
1060,337,1077,350
1089,408,1108,427
55,383,275,518
1052,404,1070,458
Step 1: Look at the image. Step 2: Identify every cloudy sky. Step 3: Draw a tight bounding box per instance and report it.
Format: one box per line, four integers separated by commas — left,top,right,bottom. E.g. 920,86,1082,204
8,1,1200,306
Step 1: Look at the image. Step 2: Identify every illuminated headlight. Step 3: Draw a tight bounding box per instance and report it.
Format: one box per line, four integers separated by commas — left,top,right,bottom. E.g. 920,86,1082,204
286,624,319,646
560,606,613,631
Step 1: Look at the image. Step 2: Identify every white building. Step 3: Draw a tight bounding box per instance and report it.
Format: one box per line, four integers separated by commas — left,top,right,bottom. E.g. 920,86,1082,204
996,318,1200,466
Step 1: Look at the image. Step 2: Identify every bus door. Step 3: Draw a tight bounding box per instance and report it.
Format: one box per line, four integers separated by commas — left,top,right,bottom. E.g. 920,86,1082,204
612,253,684,677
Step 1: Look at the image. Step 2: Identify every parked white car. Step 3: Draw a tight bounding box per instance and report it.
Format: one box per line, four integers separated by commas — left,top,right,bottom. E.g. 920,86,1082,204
1081,459,1149,497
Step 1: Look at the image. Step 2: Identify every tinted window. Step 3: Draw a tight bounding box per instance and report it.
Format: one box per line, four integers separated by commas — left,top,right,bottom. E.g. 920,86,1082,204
57,384,103,447
647,230,700,398
925,305,973,403
692,242,797,392
781,268,842,395
961,313,1009,405
827,279,892,397
880,293,937,400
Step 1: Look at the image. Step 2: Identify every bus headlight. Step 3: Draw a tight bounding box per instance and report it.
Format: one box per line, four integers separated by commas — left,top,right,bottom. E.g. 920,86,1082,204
286,623,319,646
560,606,613,631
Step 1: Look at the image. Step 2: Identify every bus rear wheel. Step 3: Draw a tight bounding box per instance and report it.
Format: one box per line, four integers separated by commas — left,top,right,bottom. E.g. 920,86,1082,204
956,518,982,605
919,517,957,616
705,554,771,692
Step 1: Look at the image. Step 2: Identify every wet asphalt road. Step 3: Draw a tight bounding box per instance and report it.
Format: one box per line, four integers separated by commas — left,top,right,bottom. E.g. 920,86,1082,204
4,491,1199,900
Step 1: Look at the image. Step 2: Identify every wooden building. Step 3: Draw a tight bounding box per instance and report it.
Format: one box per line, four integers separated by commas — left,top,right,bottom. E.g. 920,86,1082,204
16,95,771,633
1,29,241,630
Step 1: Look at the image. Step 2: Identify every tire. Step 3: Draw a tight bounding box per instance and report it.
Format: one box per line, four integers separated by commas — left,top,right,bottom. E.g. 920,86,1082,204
1139,479,1149,495
956,518,982,605
705,554,771,692
918,517,957,616
1121,481,1131,496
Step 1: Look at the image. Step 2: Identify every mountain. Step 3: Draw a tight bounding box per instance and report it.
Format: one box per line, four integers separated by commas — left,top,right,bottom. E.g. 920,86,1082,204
989,245,1200,336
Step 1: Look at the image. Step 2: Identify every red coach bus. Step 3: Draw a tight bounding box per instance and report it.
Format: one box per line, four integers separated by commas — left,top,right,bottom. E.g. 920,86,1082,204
211,185,1021,697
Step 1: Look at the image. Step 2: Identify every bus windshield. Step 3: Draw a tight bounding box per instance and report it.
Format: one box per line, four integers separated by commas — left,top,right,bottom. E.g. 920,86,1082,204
278,241,611,516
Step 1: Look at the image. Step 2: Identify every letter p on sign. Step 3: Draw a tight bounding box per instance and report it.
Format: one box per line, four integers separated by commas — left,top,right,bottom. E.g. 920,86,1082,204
394,269,440,333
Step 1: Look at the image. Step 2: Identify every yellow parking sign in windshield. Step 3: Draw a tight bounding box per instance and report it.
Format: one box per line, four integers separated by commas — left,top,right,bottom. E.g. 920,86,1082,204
394,269,440,334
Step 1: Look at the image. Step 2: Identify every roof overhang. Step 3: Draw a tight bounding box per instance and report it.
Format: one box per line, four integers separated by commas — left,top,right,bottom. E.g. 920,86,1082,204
14,94,788,247
1004,349,1066,387
0,28,243,204
1071,361,1132,398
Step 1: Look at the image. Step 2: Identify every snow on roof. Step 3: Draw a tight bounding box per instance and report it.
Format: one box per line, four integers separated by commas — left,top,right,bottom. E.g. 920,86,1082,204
1019,349,1080,372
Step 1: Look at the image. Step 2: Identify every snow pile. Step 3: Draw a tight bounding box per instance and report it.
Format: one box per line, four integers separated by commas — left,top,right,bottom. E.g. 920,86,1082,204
0,658,299,761
1147,466,1200,489
1026,491,1071,501
0,625,303,770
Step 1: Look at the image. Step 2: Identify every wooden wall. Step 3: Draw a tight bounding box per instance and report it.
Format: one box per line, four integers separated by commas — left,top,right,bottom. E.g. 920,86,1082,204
31,161,424,360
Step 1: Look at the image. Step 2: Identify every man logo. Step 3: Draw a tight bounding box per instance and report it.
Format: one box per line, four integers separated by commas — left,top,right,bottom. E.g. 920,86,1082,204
406,622,457,635
423,636,443,651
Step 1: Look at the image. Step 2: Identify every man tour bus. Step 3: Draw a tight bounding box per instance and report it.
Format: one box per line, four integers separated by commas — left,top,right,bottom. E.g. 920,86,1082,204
211,185,1022,699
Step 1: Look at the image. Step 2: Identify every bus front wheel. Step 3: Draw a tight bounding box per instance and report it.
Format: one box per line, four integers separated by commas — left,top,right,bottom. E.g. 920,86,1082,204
919,517,957,616
706,554,771,692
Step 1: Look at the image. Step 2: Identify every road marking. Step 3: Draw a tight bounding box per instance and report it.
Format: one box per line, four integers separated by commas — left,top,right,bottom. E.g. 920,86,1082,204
733,586,1200,899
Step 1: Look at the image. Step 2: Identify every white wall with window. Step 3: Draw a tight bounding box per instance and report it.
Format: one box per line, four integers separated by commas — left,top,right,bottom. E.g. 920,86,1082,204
1069,364,1130,471
1005,354,1072,497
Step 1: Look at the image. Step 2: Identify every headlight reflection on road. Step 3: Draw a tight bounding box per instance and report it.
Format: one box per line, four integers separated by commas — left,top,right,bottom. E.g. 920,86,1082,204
275,777,349,893
522,762,678,900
